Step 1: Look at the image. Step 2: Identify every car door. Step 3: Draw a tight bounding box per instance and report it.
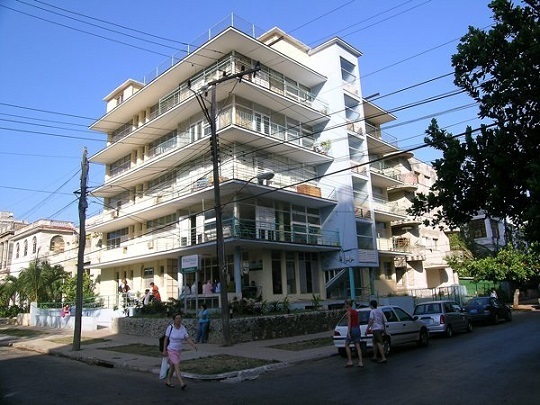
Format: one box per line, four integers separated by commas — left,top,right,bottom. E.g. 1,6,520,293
382,307,406,345
393,307,421,344
443,301,461,331
450,302,468,331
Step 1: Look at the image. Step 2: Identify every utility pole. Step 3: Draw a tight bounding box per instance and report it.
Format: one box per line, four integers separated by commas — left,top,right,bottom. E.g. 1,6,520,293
73,148,88,351
194,63,260,346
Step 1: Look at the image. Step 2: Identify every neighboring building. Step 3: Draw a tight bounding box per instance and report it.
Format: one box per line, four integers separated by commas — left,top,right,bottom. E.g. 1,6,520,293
0,212,27,281
9,219,78,278
86,17,455,306
388,157,458,296
468,211,508,251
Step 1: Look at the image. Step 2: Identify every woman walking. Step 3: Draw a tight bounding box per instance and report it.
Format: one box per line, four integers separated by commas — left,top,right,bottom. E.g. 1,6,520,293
162,313,198,389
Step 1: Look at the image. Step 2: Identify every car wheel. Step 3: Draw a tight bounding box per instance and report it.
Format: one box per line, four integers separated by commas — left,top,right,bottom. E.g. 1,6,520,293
505,311,513,322
466,320,473,333
338,348,347,358
417,328,429,347
493,313,500,325
445,325,453,338
383,337,391,356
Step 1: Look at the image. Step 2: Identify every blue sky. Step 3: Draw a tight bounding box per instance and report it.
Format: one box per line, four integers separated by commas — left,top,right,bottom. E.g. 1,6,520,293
0,0,495,225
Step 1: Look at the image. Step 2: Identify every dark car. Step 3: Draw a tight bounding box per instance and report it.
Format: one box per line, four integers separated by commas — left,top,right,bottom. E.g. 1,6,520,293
464,297,513,324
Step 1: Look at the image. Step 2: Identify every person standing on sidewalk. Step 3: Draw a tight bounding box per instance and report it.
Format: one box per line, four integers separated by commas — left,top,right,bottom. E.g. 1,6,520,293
367,300,387,364
196,303,210,343
163,313,198,389
344,299,363,368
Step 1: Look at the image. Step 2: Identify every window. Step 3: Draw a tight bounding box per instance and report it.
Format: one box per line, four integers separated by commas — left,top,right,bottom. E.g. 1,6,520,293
16,243,20,259
50,236,65,253
109,154,131,177
254,112,270,135
469,219,487,238
147,213,178,233
32,237,37,254
299,252,319,294
24,240,28,256
106,228,129,249
340,57,356,84
143,268,154,288
489,219,500,239
286,252,297,294
272,251,283,294
383,262,392,280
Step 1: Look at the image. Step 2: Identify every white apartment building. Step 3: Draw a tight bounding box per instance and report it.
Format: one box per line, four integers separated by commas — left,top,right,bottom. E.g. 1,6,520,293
8,219,78,278
86,17,454,306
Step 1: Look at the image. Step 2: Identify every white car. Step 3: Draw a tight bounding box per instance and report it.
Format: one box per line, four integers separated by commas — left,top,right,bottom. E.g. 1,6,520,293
333,305,429,357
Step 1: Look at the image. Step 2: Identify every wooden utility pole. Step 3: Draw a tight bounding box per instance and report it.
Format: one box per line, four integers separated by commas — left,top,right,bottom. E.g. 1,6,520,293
195,64,259,346
73,148,88,351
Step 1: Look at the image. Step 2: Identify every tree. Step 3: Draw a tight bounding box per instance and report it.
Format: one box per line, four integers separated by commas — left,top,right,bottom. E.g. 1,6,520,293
61,272,97,305
410,0,540,243
16,260,67,303
449,245,539,284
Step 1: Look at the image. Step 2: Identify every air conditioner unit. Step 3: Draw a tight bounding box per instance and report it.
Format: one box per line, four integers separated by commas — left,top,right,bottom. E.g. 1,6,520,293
147,240,154,249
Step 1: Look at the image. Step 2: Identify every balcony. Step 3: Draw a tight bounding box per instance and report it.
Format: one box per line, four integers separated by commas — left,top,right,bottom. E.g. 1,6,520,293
97,217,340,265
93,101,331,189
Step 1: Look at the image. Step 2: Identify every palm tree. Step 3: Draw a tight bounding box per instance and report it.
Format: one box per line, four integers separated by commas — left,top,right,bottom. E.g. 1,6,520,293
0,275,19,307
16,260,67,303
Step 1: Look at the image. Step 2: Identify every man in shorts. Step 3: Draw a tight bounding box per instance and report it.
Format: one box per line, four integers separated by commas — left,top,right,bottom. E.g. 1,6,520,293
344,299,363,368
367,300,387,363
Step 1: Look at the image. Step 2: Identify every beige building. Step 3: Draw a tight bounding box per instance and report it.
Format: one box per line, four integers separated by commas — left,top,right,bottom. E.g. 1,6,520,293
9,219,78,278
85,16,456,308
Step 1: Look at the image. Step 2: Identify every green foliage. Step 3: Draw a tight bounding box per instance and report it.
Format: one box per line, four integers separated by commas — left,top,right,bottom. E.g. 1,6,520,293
15,260,68,303
0,305,27,317
452,245,539,283
61,272,97,303
282,295,290,313
311,293,321,307
409,0,540,243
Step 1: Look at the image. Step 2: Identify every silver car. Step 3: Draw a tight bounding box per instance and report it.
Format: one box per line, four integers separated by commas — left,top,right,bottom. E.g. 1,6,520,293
413,300,473,337
333,305,429,357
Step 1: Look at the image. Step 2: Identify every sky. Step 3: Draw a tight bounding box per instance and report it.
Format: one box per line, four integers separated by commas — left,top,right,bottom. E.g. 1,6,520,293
0,0,496,226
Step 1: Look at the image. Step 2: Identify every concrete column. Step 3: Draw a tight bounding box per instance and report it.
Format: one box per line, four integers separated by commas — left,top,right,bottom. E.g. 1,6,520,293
234,246,242,295
348,266,356,300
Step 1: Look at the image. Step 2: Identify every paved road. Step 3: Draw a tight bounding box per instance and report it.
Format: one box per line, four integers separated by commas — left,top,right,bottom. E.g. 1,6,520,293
1,311,539,404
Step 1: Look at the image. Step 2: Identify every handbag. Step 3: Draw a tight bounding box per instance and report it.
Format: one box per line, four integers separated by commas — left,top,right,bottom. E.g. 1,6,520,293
159,356,169,379
159,324,172,352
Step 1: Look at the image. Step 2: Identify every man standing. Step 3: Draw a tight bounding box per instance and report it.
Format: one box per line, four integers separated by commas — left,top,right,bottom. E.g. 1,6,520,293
366,300,387,364
344,299,363,368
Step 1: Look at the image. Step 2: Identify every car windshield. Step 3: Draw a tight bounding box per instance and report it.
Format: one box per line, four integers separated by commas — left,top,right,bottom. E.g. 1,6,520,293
465,297,490,306
337,310,370,326
414,303,442,315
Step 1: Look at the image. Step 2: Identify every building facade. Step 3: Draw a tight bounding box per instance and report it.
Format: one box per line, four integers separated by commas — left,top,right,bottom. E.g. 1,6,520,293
86,18,456,306
0,212,27,281
9,219,78,278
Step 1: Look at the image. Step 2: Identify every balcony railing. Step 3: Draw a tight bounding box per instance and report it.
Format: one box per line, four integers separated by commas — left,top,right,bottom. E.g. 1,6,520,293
101,217,340,258
106,103,326,182
110,51,328,146
184,217,339,247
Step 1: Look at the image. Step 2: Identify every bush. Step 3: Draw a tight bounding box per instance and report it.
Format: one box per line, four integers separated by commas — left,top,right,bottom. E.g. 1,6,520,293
0,305,27,317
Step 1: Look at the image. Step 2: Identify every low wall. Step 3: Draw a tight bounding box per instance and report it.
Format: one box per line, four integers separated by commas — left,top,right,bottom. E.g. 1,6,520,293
27,303,119,331
113,310,344,344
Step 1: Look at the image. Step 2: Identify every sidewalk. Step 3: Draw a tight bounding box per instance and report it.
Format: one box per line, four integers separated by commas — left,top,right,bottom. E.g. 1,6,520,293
2,303,536,381
0,324,336,382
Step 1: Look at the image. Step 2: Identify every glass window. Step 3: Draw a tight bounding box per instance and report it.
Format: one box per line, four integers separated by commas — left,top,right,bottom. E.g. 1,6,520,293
272,250,283,294
286,252,296,294
468,219,487,238
394,307,413,321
